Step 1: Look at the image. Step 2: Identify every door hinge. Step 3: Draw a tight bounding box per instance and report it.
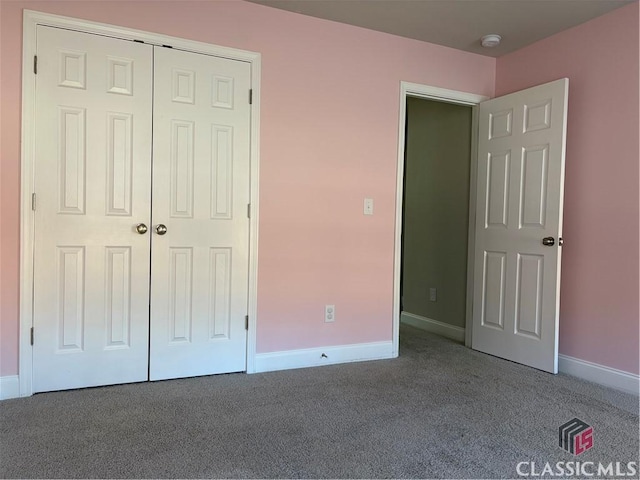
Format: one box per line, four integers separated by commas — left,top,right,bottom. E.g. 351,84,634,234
31,193,36,211
249,89,253,105
247,204,251,218
30,327,34,346
33,55,37,74
245,315,249,330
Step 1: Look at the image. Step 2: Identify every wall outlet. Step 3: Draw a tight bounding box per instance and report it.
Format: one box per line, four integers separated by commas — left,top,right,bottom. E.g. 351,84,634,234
429,288,437,302
325,305,335,323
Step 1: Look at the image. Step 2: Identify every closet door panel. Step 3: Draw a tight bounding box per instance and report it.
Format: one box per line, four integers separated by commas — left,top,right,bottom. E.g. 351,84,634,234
32,26,153,392
150,47,251,380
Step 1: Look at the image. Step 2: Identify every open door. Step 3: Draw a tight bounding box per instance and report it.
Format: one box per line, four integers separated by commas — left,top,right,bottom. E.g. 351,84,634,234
471,78,568,373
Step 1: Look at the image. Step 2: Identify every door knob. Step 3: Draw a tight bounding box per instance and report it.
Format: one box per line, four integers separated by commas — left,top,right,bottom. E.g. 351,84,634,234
542,237,555,246
155,224,168,235
135,223,148,234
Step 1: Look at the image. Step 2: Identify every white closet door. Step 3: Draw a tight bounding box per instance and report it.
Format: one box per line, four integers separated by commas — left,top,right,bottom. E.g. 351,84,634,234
32,26,153,392
149,47,251,380
471,79,568,373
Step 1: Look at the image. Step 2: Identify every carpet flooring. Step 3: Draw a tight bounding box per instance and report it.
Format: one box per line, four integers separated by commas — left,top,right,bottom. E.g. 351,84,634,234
1,325,638,479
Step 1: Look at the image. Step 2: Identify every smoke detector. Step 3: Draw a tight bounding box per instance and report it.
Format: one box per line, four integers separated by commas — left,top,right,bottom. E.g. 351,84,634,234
481,34,502,48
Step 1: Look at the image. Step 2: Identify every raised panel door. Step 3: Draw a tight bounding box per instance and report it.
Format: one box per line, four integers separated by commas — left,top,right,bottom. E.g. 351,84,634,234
472,79,568,373
149,47,251,380
32,26,153,392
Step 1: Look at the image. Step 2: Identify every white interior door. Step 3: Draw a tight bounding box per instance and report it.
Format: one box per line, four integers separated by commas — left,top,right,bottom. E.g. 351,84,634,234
149,47,251,380
471,79,568,373
32,26,153,392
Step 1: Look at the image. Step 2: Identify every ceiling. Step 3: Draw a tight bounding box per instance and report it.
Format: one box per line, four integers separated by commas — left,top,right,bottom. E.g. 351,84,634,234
248,0,636,57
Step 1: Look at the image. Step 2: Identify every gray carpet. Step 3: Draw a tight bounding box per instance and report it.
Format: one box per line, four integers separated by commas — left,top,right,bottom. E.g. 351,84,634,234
1,325,638,479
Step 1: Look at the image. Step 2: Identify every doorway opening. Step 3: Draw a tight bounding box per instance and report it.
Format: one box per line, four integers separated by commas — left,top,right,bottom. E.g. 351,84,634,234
392,83,488,357
400,97,473,345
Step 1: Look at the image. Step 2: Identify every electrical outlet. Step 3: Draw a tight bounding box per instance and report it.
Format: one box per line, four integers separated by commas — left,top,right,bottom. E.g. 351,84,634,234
325,305,335,323
429,288,437,302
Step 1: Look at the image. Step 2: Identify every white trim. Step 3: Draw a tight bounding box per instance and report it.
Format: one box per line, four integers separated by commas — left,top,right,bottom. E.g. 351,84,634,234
245,48,261,375
22,10,261,61
0,376,20,400
20,11,38,398
253,341,394,373
559,355,639,396
400,312,465,343
464,105,480,348
400,82,489,106
20,10,262,394
393,82,489,358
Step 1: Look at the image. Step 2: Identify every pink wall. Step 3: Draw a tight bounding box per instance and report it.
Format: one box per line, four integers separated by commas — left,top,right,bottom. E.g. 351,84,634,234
497,3,639,374
0,0,495,376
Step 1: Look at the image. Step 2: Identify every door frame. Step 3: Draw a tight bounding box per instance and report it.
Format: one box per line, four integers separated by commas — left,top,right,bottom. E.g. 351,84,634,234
392,82,489,356
19,10,262,396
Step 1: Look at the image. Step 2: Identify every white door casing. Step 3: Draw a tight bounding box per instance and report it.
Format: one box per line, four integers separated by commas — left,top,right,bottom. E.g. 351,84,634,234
32,26,153,392
149,47,251,380
471,79,568,373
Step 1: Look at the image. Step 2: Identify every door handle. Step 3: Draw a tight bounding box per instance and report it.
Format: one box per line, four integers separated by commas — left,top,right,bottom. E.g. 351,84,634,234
542,237,555,246
135,223,148,234
155,224,168,235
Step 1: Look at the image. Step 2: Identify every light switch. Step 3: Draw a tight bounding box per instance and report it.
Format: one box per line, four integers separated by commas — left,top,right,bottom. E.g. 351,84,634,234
364,198,374,215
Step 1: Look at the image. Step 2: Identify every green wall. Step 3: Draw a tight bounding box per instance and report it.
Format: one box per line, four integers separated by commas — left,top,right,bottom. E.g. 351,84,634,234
402,97,472,328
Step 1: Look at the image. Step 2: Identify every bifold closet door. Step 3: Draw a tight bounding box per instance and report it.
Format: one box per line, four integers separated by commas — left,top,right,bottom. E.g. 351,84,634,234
148,47,252,380
32,26,153,392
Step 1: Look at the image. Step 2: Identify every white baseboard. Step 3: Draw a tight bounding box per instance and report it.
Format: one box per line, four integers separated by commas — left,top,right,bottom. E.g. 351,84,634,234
5,352,634,398
253,341,395,373
401,311,465,343
0,376,20,400
558,355,639,395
